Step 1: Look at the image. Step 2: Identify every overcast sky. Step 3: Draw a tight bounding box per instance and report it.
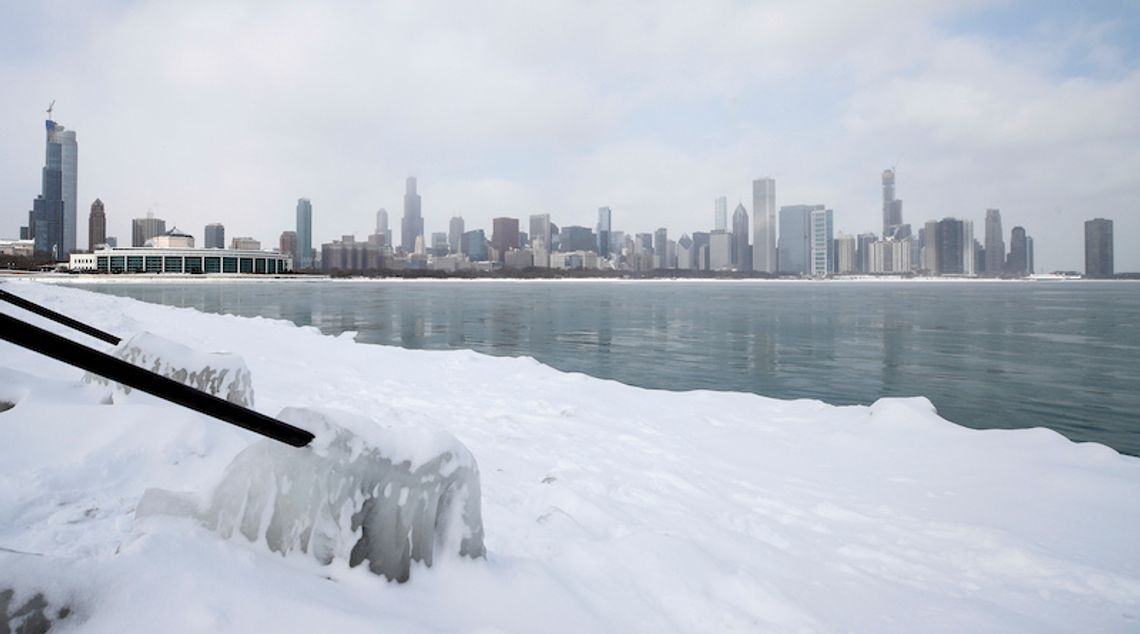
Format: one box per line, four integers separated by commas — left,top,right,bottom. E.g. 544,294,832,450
2,0,1137,271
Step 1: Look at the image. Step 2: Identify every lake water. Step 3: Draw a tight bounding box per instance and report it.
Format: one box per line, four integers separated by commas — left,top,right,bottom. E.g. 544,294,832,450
75,279,1140,457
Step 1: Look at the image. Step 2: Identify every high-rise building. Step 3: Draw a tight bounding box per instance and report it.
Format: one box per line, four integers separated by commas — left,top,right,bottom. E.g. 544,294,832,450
448,216,465,254
928,218,974,275
691,232,711,271
57,125,77,254
1084,218,1114,278
778,204,824,275
836,232,856,274
375,208,391,247
653,228,668,269
1007,226,1029,276
856,232,877,273
714,197,728,232
463,229,487,261
752,178,776,273
491,217,519,261
131,214,167,247
882,169,904,239
731,203,750,270
596,207,612,257
984,209,1005,276
279,230,297,259
530,213,552,250
88,199,106,251
561,226,596,252
296,198,313,269
204,223,225,249
32,118,66,258
809,208,834,277
431,232,449,257
709,231,733,271
676,234,694,269
1026,236,1034,274
401,177,423,253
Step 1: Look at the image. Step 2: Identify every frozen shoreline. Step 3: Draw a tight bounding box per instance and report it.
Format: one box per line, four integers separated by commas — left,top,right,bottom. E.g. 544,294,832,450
2,280,1139,633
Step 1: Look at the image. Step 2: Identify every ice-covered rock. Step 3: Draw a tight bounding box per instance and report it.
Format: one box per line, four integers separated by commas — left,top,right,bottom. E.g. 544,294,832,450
138,407,485,582
83,331,255,406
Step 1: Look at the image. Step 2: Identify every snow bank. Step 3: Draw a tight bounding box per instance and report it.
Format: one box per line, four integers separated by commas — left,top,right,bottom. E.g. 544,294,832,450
2,279,1139,633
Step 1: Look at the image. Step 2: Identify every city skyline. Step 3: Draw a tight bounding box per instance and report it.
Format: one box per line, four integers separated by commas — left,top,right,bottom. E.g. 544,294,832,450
1,3,1138,270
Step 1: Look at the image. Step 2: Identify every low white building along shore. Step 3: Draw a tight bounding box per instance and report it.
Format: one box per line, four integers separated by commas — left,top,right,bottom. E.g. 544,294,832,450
69,227,291,274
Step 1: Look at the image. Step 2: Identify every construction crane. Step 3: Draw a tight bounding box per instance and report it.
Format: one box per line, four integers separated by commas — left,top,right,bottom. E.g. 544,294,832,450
46,100,55,119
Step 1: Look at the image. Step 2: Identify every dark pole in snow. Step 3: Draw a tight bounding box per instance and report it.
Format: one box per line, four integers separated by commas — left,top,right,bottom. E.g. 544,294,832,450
0,288,121,345
0,313,314,448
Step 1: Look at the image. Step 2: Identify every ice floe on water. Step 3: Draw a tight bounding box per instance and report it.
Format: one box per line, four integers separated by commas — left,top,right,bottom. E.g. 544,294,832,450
1,279,1139,633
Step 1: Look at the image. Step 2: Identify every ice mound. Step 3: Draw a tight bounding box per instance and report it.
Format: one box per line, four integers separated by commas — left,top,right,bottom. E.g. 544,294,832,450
138,407,485,582
83,331,255,406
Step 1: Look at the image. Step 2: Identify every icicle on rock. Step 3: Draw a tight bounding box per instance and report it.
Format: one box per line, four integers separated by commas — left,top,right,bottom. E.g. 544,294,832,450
138,407,485,582
83,331,254,406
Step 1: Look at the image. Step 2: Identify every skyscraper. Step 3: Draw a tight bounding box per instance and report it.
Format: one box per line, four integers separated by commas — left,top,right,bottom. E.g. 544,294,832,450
1084,218,1114,278
809,208,834,277
1007,226,1029,276
448,216,465,254
984,209,1005,276
296,198,313,269
376,208,391,247
731,203,749,270
279,231,297,260
714,197,728,232
32,118,66,258
88,199,105,251
596,207,612,257
57,125,77,254
653,227,668,269
491,217,519,261
401,177,423,253
882,169,904,239
131,214,166,247
752,178,776,273
929,218,974,275
205,223,225,249
530,213,552,250
778,204,825,275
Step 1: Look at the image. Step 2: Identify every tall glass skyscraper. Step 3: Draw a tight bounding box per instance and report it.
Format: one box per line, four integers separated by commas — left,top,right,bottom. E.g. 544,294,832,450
809,208,834,277
984,208,1005,276
778,204,824,275
752,177,775,273
296,198,313,269
401,177,423,253
882,169,903,239
57,126,78,254
596,207,611,257
31,118,69,259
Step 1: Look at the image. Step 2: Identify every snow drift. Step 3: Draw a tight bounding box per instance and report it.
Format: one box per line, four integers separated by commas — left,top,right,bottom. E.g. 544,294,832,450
2,279,1139,633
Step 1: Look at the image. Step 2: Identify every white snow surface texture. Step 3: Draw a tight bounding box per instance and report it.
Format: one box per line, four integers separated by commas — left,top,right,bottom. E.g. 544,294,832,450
1,280,1139,633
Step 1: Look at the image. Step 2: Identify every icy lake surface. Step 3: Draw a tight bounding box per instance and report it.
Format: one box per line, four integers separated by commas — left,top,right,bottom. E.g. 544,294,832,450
73,278,1140,456
2,280,1140,632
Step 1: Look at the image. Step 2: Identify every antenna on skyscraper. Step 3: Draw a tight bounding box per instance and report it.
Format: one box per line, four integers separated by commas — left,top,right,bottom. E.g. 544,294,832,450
46,100,55,120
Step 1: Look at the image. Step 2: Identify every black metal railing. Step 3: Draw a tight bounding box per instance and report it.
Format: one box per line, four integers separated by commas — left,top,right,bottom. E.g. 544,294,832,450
0,290,313,447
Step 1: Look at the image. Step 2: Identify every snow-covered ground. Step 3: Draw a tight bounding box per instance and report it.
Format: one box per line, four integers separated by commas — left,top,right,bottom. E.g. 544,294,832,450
2,280,1138,633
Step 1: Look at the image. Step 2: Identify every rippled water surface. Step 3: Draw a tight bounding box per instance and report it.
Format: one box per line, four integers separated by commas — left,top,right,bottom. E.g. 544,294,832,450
76,279,1140,456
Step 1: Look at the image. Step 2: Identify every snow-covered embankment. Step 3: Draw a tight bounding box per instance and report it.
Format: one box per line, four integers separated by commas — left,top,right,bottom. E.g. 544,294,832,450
1,280,1138,632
